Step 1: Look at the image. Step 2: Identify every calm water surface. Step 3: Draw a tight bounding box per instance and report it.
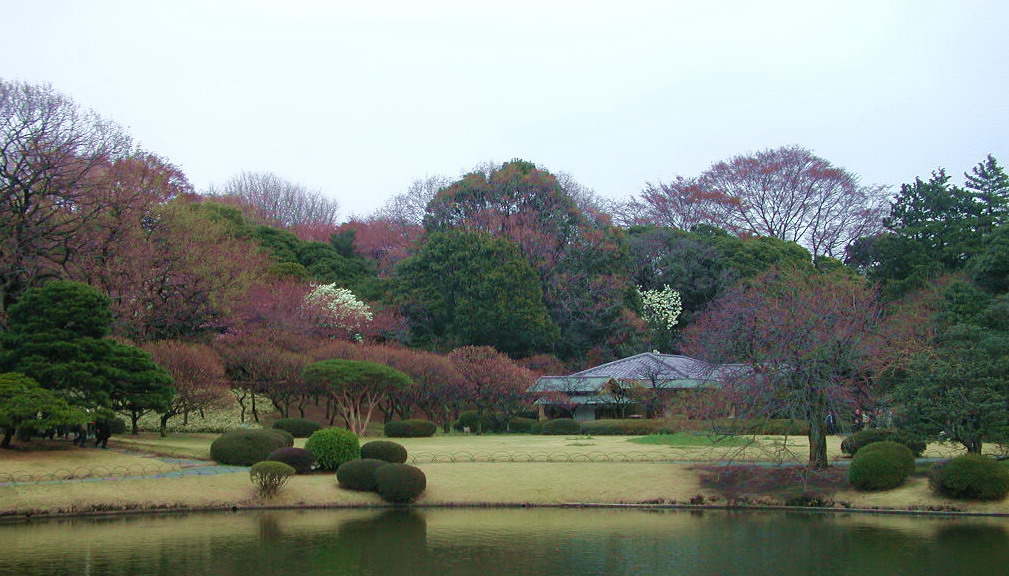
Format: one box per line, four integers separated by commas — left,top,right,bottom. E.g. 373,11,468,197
3,508,1008,576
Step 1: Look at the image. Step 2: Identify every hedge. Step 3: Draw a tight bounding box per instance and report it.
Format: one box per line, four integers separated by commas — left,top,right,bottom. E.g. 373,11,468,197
384,419,437,438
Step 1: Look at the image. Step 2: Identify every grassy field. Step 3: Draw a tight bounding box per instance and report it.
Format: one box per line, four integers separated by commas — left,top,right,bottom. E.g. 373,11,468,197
0,431,1002,519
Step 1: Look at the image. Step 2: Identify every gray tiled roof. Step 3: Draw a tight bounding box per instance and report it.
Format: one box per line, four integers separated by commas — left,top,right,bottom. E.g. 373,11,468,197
571,352,738,382
529,353,748,397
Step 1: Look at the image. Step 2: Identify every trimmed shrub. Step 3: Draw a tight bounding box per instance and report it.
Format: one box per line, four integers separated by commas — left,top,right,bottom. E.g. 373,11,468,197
210,429,292,466
267,428,296,447
841,428,926,457
361,440,408,464
305,428,360,471
580,419,676,436
337,458,387,491
929,454,1009,501
272,418,322,438
250,461,296,499
374,463,427,503
539,418,582,435
847,441,915,491
109,417,128,435
385,419,437,438
453,410,497,433
267,446,316,474
529,419,546,434
506,417,536,433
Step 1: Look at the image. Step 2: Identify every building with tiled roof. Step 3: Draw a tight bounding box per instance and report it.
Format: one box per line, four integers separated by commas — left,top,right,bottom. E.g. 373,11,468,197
528,352,747,421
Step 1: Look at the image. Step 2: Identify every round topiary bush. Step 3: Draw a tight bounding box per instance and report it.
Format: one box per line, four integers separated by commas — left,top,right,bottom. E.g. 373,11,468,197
540,418,582,435
384,419,437,438
109,417,128,435
267,446,316,474
847,441,915,491
250,460,296,498
266,428,296,447
374,463,427,503
929,454,1009,501
304,427,361,471
841,428,926,457
361,440,408,463
337,458,387,491
210,429,292,466
272,418,323,438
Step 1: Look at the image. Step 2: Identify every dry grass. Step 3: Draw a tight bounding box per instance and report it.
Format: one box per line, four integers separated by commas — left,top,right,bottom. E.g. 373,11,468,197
0,432,1003,518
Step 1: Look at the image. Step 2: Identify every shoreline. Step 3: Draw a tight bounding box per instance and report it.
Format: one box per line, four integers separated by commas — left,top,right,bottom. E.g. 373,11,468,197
4,435,1003,522
4,499,1007,525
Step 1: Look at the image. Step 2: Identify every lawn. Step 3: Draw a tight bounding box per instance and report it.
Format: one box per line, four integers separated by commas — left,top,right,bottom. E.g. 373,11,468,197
1,431,1004,519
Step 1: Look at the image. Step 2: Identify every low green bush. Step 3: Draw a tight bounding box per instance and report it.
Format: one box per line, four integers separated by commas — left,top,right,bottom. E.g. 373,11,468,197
841,428,926,457
272,418,323,438
929,454,1009,501
846,441,915,491
374,463,427,503
250,461,296,499
580,419,675,436
109,417,128,435
529,419,545,434
267,446,316,474
267,428,296,447
304,428,361,471
361,440,408,463
506,417,536,433
539,418,582,435
453,410,497,433
210,429,292,466
337,458,387,491
385,419,437,438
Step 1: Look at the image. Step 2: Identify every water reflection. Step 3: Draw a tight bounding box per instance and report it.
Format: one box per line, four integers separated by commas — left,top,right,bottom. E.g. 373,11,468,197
1,508,1007,576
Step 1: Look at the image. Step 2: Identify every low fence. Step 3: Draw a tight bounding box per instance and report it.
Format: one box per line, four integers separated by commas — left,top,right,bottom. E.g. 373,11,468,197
0,462,183,485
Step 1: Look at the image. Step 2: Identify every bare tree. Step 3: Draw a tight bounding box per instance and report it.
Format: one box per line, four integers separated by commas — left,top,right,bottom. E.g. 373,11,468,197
372,174,452,226
628,176,732,230
213,171,340,228
698,146,888,259
632,147,888,259
0,78,132,312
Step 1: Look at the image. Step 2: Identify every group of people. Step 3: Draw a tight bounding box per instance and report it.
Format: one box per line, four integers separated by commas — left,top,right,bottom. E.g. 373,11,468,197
66,421,113,449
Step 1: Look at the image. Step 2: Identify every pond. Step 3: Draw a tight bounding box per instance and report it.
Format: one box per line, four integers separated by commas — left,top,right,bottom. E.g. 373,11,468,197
2,508,1007,576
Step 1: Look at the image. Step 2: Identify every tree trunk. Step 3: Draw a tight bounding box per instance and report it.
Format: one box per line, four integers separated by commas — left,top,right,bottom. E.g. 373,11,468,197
160,413,171,438
807,422,828,469
805,388,830,469
1,429,12,448
130,411,140,435
251,393,260,423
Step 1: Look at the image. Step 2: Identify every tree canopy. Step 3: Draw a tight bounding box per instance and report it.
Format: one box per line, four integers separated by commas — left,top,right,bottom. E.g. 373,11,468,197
397,230,559,357
302,358,411,435
1,281,173,413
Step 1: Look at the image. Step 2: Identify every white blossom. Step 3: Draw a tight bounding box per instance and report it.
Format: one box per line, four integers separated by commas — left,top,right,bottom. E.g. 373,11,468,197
303,284,373,337
637,285,682,331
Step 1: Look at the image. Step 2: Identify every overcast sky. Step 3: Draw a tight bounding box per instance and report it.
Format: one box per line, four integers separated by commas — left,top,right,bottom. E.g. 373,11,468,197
4,1,1007,219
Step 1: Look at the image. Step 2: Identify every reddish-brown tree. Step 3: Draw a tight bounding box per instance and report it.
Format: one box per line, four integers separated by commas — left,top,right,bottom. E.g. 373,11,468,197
697,146,888,259
142,340,231,436
682,267,882,468
447,346,536,432
629,176,737,230
0,79,132,312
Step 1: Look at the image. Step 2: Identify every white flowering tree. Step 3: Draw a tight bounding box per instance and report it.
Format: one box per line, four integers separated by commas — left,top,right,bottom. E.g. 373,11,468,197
637,285,683,331
302,283,373,340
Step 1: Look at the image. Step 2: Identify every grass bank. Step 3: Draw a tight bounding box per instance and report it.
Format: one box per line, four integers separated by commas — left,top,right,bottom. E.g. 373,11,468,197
0,433,1002,519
